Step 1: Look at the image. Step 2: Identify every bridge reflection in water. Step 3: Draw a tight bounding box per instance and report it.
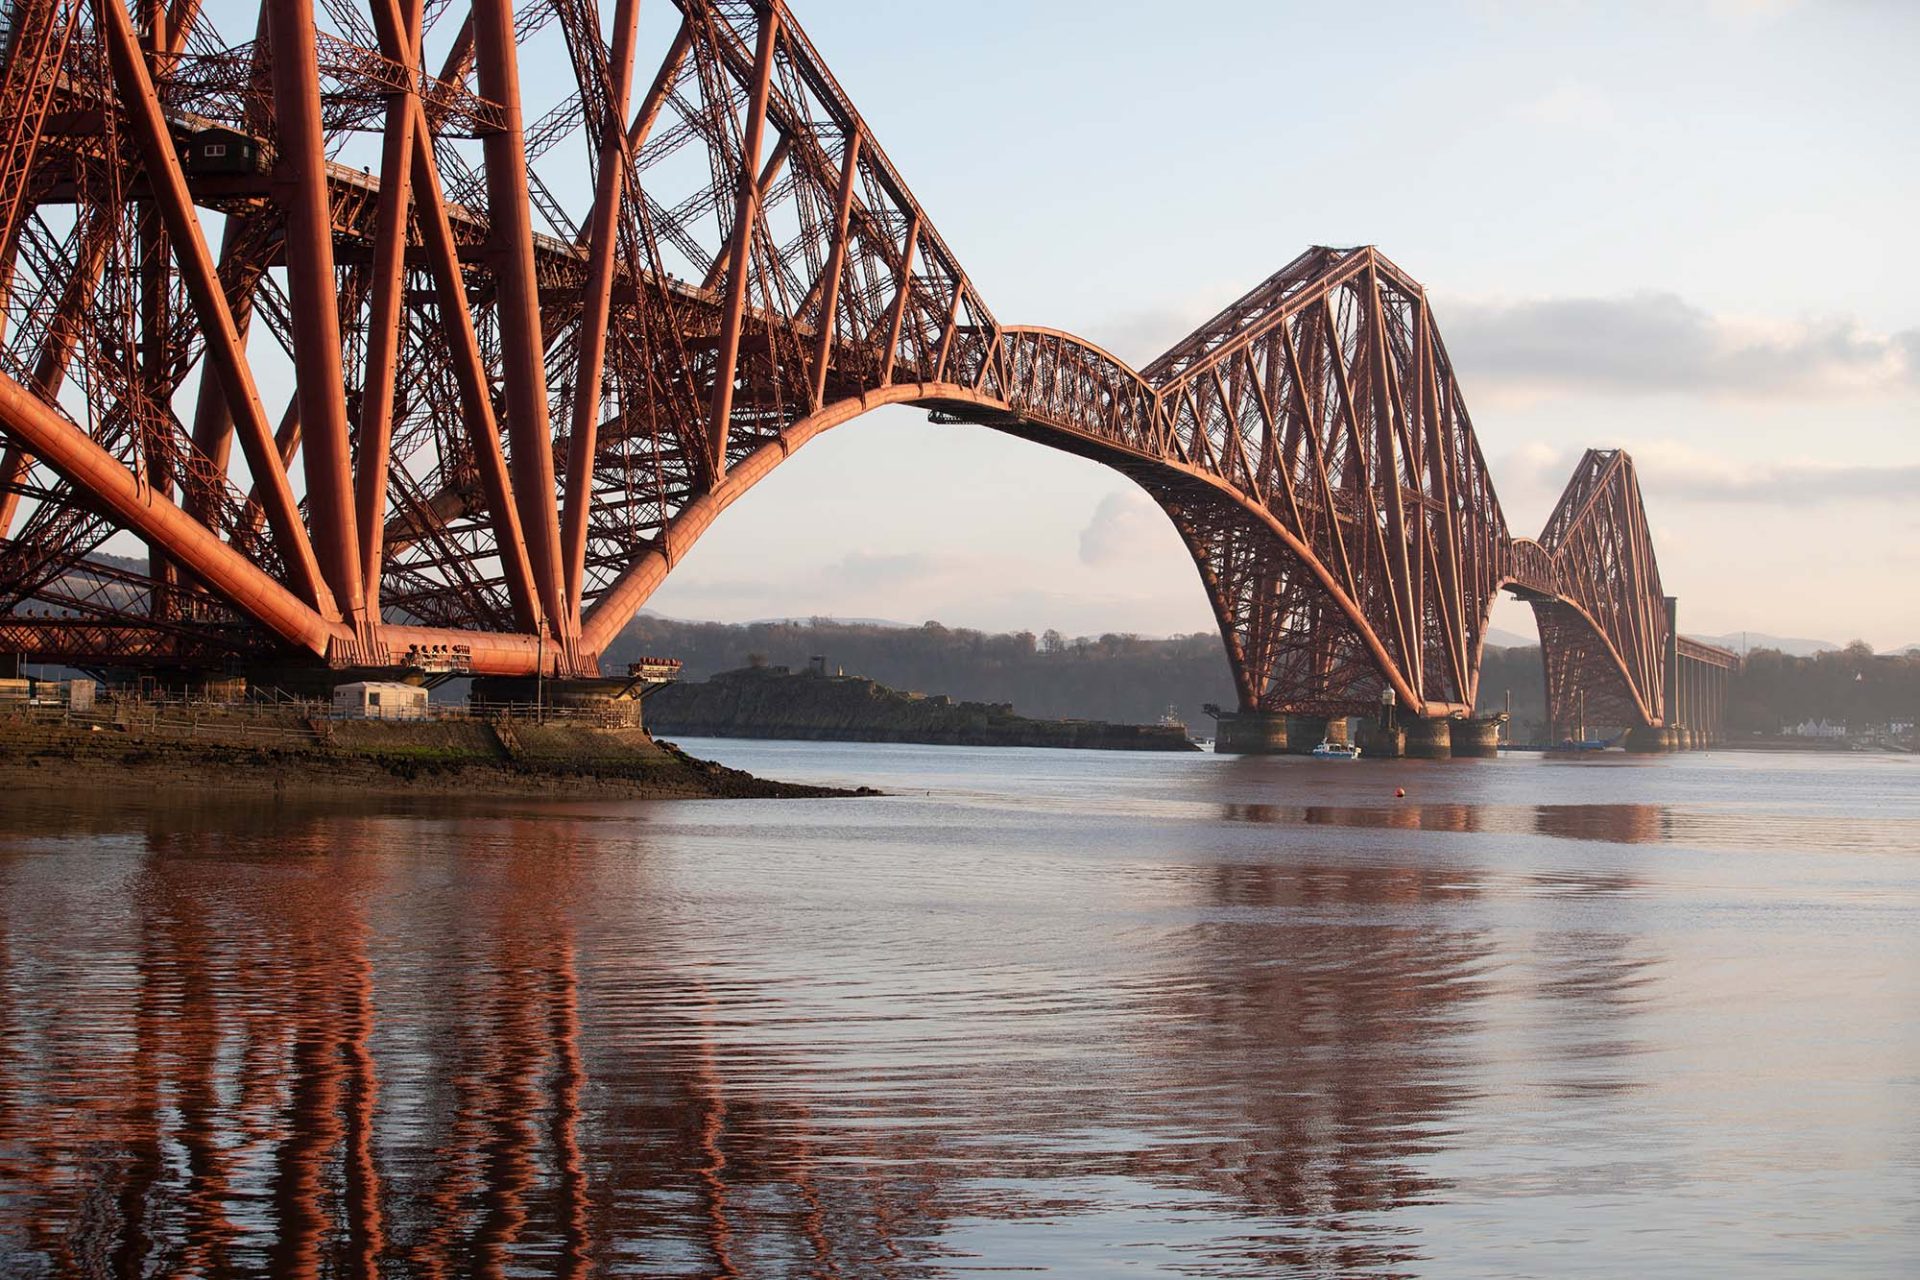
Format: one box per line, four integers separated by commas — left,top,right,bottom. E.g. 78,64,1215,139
0,796,1670,1277
1222,801,1671,845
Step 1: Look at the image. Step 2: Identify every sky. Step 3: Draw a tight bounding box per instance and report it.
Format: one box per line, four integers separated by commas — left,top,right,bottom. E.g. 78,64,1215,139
626,0,1920,650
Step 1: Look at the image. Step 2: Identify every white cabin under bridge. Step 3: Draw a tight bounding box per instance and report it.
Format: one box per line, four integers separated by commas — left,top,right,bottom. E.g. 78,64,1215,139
332,680,428,721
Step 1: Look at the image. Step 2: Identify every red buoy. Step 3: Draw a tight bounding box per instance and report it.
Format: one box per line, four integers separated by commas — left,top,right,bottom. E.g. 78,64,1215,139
1394,787,1407,798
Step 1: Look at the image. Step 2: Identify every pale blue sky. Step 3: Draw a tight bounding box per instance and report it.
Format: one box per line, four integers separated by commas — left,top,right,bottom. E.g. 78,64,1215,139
637,0,1920,648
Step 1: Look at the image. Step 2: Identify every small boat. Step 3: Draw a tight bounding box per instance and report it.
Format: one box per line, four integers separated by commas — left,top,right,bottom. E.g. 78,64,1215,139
1309,740,1361,760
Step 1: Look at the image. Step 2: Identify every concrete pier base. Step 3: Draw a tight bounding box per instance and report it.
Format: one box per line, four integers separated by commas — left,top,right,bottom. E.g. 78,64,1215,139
1624,725,1669,753
1451,717,1503,758
1357,720,1406,758
472,677,647,725
1215,712,1288,755
1405,717,1453,760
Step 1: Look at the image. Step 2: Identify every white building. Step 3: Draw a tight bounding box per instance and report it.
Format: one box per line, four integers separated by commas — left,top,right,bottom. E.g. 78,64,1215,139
332,681,428,720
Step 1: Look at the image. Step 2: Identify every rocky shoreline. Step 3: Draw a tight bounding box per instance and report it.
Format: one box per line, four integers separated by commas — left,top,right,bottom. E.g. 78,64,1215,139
0,709,869,800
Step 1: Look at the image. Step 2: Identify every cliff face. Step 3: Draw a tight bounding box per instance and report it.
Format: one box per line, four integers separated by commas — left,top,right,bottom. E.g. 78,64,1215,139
645,666,1198,751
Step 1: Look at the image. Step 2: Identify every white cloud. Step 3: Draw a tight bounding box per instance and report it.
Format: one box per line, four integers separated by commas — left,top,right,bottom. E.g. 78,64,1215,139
1440,291,1919,400
1633,441,1920,504
1498,438,1920,510
1080,304,1213,370
1078,489,1169,566
830,550,939,588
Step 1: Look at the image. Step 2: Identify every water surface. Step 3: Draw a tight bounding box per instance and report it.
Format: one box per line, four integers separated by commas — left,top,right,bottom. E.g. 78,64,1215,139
1,743,1916,1276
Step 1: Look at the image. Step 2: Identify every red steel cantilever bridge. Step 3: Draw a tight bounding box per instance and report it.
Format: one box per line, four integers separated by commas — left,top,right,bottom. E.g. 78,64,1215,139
0,0,1734,748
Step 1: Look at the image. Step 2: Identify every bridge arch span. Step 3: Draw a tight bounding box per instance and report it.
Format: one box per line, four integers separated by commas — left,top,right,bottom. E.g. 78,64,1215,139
578,365,1429,716
1531,597,1657,739
1499,536,1656,731
1514,450,1674,735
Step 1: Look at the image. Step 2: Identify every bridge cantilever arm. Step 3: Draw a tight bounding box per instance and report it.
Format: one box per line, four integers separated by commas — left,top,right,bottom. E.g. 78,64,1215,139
0,373,344,658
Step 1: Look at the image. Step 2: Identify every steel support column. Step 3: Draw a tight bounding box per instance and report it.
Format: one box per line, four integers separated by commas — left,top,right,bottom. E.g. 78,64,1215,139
471,0,568,642
560,0,642,624
808,130,862,409
356,0,425,619
267,0,365,623
706,9,779,479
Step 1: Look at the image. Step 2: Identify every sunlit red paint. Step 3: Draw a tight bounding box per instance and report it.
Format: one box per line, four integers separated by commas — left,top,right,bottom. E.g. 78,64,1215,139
0,0,1729,735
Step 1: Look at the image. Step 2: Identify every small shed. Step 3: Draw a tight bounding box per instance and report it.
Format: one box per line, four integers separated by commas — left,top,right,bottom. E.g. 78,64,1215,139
332,680,428,721
180,125,264,176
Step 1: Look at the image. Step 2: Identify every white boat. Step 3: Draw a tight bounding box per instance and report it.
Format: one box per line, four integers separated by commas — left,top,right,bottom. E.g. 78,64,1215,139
1309,740,1361,760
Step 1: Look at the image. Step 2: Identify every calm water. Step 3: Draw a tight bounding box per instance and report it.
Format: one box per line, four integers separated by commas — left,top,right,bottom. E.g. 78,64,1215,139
1,743,1916,1278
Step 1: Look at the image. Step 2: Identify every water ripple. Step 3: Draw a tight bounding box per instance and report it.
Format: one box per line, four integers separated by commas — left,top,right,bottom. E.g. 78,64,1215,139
2,746,1917,1276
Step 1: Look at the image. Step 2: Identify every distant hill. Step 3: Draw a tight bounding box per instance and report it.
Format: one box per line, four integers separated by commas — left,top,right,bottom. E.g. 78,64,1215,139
607,614,1573,734
1476,643,1547,741
87,550,147,574
610,614,1919,748
610,615,1237,730
1697,634,1916,659
1694,632,1840,657
738,615,918,629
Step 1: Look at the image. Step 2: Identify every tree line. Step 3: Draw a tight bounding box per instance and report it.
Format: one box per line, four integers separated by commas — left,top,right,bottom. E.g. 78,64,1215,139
1725,643,1920,735
609,615,1918,740
608,616,1238,730
1472,642,1920,740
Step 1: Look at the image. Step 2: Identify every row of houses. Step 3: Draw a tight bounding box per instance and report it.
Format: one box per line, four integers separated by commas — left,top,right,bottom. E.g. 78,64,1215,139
1783,719,1915,739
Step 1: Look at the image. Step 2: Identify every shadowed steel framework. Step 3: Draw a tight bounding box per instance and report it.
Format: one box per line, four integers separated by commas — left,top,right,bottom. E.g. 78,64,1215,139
0,0,1738,740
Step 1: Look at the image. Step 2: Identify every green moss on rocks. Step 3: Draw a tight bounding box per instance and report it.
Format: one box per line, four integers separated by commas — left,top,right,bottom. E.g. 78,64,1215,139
0,710,860,798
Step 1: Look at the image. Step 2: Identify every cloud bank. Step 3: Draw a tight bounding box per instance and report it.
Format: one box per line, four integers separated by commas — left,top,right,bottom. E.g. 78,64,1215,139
1441,293,1919,399
1501,439,1920,508
1078,490,1168,566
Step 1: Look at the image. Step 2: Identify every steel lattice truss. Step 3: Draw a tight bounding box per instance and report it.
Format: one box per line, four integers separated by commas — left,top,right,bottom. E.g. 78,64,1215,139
0,0,1698,724
1130,248,1510,716
1518,450,1672,733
